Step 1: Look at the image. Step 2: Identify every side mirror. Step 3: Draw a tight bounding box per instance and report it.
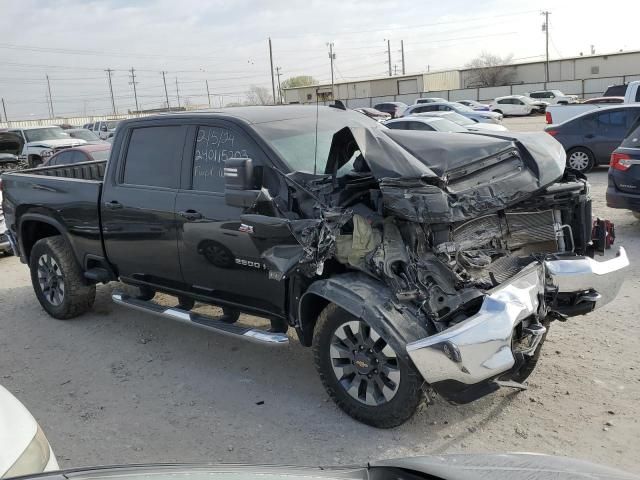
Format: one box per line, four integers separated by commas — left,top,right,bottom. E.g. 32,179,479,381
224,158,261,208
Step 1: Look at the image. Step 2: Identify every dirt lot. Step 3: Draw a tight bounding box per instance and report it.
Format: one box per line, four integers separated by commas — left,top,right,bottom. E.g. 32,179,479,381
1,116,639,471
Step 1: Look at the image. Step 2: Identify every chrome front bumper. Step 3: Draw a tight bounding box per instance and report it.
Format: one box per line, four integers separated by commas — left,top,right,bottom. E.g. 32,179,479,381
406,247,629,392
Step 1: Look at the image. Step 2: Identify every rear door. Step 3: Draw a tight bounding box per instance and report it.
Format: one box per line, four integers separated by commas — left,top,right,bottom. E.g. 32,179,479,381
174,122,287,316
588,110,631,162
101,122,187,287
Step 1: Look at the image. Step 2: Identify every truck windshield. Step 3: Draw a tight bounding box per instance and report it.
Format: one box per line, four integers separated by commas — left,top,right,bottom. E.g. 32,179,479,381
253,109,381,173
24,127,70,142
106,121,119,130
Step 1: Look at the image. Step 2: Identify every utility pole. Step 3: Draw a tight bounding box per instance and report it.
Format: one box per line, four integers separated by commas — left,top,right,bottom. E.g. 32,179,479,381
129,68,139,113
385,39,392,77
175,77,181,108
161,71,170,111
394,65,398,76
275,66,283,104
105,68,116,115
268,37,276,105
1,98,7,125
541,11,551,83
400,40,406,75
205,80,211,107
327,42,335,99
46,74,55,118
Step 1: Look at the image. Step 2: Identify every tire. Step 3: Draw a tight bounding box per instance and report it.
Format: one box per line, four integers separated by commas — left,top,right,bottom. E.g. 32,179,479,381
178,296,195,310
500,326,548,384
29,236,95,319
312,303,425,428
493,109,503,115
566,147,595,173
220,307,240,324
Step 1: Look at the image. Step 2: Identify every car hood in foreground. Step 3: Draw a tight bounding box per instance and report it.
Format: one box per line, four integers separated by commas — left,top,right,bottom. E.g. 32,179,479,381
24,454,638,480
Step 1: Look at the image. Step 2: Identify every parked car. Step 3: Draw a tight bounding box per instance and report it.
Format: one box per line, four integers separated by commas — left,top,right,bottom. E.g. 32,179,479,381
372,102,407,118
0,131,24,171
41,144,111,167
455,99,490,111
384,116,468,133
527,90,578,105
490,95,546,116
353,107,391,122
66,128,109,144
547,81,640,125
606,120,640,218
85,120,121,139
6,455,639,480
603,80,640,102
7,126,86,167
544,105,640,173
414,97,447,104
583,97,625,105
402,102,503,123
2,106,628,427
411,111,509,132
0,384,59,477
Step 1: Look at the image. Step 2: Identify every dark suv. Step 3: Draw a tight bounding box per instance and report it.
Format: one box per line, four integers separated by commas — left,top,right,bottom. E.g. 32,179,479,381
372,102,407,118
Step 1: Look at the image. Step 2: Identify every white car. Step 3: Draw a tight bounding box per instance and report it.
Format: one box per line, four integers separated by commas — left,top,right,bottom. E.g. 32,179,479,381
8,127,86,168
0,191,12,255
490,95,544,116
411,111,508,132
384,116,469,133
0,385,58,478
403,102,503,123
527,90,578,105
83,120,121,140
414,97,448,104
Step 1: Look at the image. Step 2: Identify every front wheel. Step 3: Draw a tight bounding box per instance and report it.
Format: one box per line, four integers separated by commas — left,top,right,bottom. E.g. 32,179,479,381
29,236,95,319
313,304,425,428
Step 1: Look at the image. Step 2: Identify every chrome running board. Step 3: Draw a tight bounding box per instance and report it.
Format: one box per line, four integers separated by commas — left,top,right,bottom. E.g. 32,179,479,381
112,292,289,346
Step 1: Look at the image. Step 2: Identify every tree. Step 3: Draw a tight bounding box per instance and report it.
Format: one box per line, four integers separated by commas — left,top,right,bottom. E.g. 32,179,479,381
280,75,318,90
465,52,516,87
245,85,273,105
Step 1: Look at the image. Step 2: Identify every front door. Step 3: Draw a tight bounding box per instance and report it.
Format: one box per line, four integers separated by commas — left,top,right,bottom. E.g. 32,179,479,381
588,110,630,162
101,123,187,287
175,123,287,317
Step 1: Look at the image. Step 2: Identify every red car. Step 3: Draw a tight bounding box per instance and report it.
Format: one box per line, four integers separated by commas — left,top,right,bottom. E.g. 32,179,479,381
41,144,110,167
583,96,625,104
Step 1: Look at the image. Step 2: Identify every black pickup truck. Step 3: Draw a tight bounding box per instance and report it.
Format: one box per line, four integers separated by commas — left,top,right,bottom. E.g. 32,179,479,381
0,106,629,427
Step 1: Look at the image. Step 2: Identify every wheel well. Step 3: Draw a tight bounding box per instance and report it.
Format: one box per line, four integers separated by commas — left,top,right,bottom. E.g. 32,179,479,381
567,146,594,158
493,109,502,114
21,220,61,261
298,293,330,347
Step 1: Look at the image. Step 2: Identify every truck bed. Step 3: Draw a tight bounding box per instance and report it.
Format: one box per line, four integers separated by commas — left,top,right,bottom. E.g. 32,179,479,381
1,160,106,266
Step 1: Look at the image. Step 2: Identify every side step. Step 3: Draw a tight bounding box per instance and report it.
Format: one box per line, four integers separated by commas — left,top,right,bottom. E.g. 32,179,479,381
112,292,289,346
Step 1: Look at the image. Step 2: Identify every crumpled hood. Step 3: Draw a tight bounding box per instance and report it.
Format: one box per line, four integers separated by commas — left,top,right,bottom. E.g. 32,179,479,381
382,129,565,186
0,132,24,157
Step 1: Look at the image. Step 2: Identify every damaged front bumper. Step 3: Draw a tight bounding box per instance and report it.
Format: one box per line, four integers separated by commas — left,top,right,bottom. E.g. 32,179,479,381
406,247,629,403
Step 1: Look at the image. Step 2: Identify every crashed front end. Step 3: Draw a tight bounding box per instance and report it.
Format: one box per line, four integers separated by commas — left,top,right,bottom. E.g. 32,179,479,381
249,121,629,403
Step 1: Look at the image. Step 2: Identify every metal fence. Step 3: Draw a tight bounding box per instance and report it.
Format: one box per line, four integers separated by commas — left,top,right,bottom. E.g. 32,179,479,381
0,112,150,129
305,74,640,108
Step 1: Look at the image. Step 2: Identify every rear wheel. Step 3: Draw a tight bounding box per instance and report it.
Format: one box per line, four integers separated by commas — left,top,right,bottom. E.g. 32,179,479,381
566,147,595,173
313,303,425,428
29,236,95,319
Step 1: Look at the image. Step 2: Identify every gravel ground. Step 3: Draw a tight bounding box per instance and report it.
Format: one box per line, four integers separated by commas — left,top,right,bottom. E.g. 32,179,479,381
1,116,639,471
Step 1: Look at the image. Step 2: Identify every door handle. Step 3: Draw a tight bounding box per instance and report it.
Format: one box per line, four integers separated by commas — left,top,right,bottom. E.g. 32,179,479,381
104,200,123,210
585,134,595,139
178,210,203,221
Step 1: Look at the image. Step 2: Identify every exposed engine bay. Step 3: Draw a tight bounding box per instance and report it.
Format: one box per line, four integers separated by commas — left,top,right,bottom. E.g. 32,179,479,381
243,125,595,336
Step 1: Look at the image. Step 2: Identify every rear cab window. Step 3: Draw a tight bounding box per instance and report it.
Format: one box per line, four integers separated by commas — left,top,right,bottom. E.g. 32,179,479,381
121,125,184,188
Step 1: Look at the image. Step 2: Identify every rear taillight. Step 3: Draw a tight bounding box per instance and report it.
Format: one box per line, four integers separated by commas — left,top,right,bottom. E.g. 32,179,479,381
610,152,632,171
545,111,552,124
546,129,558,137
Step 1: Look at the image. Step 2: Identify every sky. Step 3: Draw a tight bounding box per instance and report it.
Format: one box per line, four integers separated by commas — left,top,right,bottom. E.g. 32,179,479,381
0,0,637,120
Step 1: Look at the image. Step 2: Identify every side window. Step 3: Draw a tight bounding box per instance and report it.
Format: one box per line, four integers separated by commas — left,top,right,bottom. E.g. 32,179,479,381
122,126,183,188
514,100,524,105
70,151,88,164
497,99,508,105
50,151,72,166
386,121,408,130
410,122,434,131
530,93,540,99
191,125,262,193
439,105,452,111
597,111,628,128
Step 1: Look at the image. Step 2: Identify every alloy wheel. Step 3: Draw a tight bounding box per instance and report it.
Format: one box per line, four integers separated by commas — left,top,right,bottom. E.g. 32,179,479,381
37,254,65,306
329,320,400,406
